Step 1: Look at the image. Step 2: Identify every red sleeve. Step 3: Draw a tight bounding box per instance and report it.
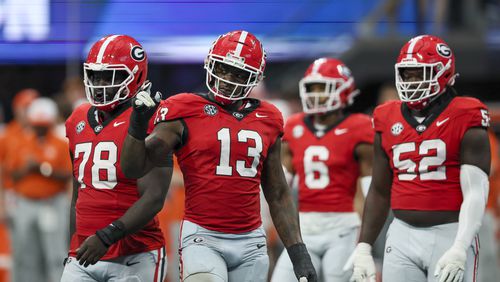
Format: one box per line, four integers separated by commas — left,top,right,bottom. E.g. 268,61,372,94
153,93,200,125
353,114,375,145
282,113,302,143
282,120,293,142
372,105,385,133
465,100,489,129
260,100,284,139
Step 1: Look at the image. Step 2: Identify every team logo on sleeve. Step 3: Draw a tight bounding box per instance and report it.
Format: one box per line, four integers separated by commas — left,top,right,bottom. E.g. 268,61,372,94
391,122,404,136
293,125,304,138
204,104,218,116
76,121,86,134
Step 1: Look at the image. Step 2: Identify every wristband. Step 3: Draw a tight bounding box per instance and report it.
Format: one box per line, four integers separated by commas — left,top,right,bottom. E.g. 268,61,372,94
128,110,149,140
95,220,126,247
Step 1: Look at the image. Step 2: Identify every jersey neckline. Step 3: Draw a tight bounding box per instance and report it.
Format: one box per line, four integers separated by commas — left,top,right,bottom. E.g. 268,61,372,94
87,103,131,135
302,113,350,139
400,90,455,135
195,92,262,121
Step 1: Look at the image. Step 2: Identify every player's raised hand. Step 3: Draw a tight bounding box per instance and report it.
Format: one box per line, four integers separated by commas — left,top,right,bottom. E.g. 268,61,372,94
132,81,162,113
343,243,376,282
434,244,466,282
287,243,318,282
128,81,162,140
76,235,108,268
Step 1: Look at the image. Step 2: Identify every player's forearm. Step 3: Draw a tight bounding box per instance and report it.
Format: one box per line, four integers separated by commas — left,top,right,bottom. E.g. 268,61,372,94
115,166,172,235
359,186,390,245
121,135,151,179
267,185,302,248
453,164,489,249
115,196,163,235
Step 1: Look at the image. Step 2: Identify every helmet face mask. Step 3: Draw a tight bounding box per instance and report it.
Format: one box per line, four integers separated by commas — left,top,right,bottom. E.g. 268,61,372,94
84,65,133,107
395,60,449,104
84,35,147,112
300,78,351,114
205,59,259,101
204,30,266,104
299,58,359,114
395,35,455,110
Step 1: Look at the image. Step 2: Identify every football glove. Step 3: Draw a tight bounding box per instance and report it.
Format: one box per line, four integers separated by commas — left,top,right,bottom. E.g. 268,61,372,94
343,243,376,282
128,81,162,140
434,244,466,282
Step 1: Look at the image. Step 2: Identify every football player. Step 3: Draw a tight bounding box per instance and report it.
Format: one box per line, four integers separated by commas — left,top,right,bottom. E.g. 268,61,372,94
61,35,172,282
271,58,374,282
120,30,317,282
345,35,490,282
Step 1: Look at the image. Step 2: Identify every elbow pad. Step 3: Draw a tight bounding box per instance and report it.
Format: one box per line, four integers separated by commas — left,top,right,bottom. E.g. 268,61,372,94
455,164,489,249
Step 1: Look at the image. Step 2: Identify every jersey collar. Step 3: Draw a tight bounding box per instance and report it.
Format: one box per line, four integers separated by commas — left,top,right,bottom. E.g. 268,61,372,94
401,90,455,134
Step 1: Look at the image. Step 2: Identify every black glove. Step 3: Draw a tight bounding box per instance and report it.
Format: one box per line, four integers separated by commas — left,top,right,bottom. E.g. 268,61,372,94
287,243,318,282
128,81,162,140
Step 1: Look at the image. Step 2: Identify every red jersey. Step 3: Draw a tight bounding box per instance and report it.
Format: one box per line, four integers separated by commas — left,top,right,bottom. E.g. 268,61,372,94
373,95,489,211
283,113,374,212
154,93,284,233
65,103,164,259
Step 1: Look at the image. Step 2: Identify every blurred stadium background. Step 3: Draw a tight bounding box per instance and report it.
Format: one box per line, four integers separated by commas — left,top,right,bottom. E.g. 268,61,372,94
0,1,498,282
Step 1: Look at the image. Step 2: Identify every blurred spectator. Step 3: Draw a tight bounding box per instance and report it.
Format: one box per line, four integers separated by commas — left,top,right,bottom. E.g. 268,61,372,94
0,89,38,282
55,76,86,120
376,82,399,105
358,0,449,37
478,131,500,282
8,97,71,282
53,77,87,138
157,157,185,282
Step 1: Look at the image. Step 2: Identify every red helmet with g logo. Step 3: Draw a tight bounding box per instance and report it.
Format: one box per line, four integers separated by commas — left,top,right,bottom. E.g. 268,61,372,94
299,58,359,114
204,30,266,104
395,35,456,110
84,34,148,111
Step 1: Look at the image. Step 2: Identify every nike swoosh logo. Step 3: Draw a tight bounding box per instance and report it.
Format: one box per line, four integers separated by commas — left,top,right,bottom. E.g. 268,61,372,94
334,128,348,135
256,243,266,249
255,113,267,118
125,261,140,266
113,121,126,127
436,117,450,127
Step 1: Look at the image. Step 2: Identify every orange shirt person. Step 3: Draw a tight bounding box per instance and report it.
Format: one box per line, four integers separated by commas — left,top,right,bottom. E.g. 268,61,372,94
8,97,71,282
0,89,38,282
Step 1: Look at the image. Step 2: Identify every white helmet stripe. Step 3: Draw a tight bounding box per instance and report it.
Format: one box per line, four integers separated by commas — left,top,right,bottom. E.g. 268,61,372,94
311,58,327,75
406,35,425,59
234,31,248,57
96,35,120,63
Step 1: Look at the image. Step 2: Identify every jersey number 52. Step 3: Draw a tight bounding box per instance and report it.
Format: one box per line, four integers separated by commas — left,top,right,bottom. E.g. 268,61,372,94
393,139,446,181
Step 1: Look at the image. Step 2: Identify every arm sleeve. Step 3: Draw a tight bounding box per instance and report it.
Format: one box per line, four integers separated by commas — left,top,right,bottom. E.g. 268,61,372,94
453,164,489,249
